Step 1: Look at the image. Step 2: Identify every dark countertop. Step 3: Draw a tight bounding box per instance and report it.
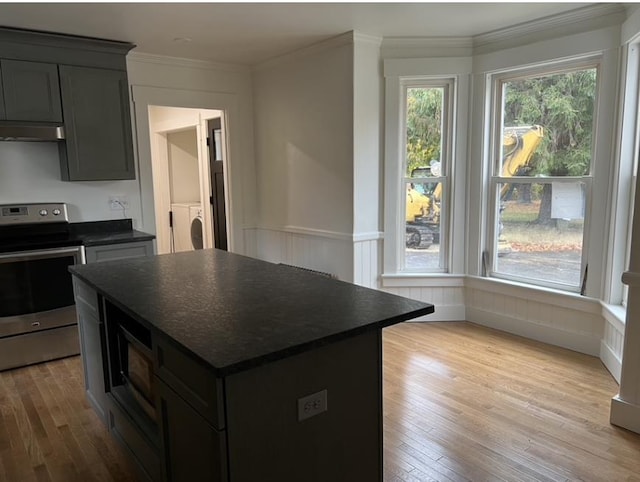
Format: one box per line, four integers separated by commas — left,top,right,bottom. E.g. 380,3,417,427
0,219,154,253
70,219,155,246
69,249,434,376
75,229,155,246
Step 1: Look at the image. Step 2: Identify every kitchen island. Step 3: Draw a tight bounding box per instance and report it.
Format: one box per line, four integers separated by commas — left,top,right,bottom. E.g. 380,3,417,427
69,249,434,482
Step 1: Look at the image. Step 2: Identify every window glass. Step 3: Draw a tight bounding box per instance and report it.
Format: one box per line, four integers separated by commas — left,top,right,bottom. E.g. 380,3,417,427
500,69,595,177
495,181,586,287
490,66,596,290
404,86,446,271
406,87,443,176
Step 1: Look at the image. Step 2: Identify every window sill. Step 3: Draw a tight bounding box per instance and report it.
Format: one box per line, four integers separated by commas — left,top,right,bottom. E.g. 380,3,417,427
601,302,626,328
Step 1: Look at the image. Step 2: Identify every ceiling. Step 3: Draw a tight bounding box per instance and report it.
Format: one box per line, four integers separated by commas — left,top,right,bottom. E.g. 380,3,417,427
0,3,599,65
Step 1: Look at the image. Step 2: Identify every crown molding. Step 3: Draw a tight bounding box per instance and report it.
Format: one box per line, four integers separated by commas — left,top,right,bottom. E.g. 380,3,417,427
380,37,473,59
127,51,251,74
0,26,134,54
474,4,627,50
253,31,355,72
382,37,473,51
354,32,382,47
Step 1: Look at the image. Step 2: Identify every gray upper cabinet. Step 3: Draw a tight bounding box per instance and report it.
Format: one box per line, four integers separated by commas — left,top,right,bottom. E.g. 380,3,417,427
0,59,62,122
58,65,135,181
0,27,135,181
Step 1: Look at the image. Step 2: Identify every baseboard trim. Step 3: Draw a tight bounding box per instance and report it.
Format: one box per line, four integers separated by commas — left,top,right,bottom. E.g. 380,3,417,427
600,340,622,383
466,307,600,356
611,396,640,434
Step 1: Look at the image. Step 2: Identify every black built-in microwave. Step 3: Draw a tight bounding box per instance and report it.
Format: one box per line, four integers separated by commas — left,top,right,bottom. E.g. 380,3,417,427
105,302,159,435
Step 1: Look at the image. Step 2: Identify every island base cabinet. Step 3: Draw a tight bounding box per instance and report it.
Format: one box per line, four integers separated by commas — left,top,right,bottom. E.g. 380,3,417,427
70,250,433,482
107,401,162,482
76,306,107,421
157,377,228,481
225,330,383,482
84,240,155,263
73,278,108,423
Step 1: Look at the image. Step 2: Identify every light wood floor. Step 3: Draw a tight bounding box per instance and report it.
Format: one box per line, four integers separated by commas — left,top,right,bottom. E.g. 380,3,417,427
384,322,640,482
0,321,639,481
0,355,136,481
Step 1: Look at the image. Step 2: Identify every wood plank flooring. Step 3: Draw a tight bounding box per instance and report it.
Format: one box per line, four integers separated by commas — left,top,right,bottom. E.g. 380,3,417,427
383,322,640,482
0,321,638,481
0,356,136,481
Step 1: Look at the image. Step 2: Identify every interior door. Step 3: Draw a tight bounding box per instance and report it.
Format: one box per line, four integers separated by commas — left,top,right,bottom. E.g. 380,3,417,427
207,118,228,251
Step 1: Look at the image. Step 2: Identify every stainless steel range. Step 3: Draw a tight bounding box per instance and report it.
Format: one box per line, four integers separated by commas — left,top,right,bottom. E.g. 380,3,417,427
0,203,84,371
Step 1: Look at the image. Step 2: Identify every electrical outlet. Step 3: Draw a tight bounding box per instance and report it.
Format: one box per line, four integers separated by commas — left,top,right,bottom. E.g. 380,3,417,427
108,196,129,211
297,389,328,421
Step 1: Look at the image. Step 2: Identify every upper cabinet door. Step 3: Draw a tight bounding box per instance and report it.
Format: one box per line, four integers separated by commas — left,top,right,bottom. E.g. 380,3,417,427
0,60,62,122
59,65,135,181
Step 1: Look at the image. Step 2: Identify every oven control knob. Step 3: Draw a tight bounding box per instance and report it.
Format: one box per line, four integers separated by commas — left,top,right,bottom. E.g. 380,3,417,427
52,209,61,216
39,209,48,216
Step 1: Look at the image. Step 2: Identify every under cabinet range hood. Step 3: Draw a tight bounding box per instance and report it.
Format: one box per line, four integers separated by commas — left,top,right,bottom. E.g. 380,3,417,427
0,124,65,141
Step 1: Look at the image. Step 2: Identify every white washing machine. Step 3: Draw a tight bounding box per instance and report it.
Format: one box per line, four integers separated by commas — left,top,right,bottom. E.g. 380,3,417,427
171,202,202,252
189,204,204,250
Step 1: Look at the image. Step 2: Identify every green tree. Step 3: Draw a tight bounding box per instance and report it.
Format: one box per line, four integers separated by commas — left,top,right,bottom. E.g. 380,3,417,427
405,88,443,176
503,68,596,223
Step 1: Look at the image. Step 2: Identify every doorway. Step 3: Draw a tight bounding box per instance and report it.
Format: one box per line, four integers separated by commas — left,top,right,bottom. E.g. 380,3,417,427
147,106,229,254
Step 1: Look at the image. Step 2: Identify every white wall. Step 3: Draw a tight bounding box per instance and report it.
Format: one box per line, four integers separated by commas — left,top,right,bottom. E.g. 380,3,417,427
127,53,256,255
352,34,383,288
0,142,142,224
149,105,221,132
167,129,200,203
252,33,356,280
253,35,354,234
353,34,382,237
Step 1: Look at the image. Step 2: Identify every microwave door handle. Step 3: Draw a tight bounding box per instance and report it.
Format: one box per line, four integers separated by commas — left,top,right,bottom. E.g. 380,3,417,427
0,246,83,264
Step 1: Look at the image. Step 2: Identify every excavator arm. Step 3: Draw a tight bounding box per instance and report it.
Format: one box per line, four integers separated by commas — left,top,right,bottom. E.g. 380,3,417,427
500,125,544,198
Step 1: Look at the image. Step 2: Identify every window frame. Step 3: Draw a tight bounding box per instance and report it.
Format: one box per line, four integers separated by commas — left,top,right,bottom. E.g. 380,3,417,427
399,78,454,273
610,41,640,308
383,58,470,280
485,57,601,292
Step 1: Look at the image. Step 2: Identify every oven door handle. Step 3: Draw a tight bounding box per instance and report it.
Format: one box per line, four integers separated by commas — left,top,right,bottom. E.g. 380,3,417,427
0,246,84,264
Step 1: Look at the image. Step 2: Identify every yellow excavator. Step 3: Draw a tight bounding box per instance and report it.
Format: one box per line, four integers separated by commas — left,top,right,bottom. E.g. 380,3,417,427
405,125,544,249
405,173,439,249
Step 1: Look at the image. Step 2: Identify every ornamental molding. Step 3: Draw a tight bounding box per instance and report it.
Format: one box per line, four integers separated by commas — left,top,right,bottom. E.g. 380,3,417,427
473,4,627,50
